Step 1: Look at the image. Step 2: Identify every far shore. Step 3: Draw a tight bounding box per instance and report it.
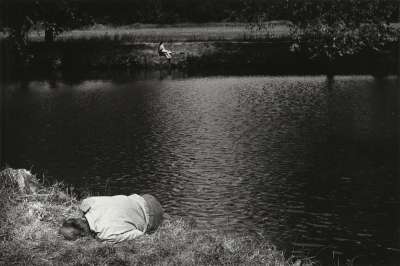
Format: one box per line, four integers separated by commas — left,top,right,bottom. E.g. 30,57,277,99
0,168,310,265
0,22,398,78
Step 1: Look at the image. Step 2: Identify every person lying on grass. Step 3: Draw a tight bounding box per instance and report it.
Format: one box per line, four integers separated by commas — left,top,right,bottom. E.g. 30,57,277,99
60,194,164,243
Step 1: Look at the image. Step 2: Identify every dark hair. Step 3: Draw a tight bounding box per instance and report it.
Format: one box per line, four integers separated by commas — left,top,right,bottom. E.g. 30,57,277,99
60,217,92,240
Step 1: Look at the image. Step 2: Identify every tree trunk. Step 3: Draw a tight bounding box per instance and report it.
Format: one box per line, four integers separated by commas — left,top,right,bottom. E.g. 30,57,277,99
45,27,55,43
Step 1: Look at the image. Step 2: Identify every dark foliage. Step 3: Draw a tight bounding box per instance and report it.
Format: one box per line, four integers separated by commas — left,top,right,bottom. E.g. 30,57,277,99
243,0,398,25
0,0,246,28
243,0,400,60
1,0,398,34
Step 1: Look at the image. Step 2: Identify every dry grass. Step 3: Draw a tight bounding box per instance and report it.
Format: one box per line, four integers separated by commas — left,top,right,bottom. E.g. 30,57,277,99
0,168,312,266
27,22,292,43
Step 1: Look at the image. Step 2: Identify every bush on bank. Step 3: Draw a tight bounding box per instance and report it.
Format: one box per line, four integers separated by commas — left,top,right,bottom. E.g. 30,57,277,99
290,22,399,60
0,168,310,266
246,0,399,60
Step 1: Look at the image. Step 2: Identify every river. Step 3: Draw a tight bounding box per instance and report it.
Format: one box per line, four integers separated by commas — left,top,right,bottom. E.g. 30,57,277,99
2,74,399,263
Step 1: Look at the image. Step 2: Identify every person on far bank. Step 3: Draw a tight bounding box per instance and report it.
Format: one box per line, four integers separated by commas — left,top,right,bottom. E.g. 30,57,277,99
59,193,164,243
158,41,173,63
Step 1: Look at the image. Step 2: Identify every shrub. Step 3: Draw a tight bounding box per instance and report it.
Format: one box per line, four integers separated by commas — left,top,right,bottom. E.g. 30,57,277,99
290,21,400,60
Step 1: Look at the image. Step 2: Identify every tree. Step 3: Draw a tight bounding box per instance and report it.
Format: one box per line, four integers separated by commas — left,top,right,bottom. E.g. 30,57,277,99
35,1,79,43
288,0,400,60
0,0,87,65
241,0,400,60
1,0,82,44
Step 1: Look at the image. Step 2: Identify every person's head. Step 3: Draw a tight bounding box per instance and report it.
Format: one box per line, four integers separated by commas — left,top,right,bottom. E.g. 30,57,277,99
59,217,91,240
141,194,164,234
159,41,163,45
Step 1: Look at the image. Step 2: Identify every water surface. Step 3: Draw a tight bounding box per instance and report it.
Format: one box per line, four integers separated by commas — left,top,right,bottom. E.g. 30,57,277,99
3,75,399,263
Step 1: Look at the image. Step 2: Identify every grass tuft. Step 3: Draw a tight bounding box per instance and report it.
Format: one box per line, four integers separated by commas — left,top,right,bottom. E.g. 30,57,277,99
0,168,312,265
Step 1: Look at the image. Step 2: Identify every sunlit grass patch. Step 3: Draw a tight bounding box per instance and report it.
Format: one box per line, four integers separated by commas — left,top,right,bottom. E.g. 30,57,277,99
27,23,292,43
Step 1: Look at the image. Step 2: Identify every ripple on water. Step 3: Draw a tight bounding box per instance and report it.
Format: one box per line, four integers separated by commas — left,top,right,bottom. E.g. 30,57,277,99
3,75,399,262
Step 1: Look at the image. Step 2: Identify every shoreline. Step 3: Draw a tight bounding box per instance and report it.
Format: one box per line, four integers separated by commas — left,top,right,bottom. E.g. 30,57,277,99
0,168,310,265
1,23,398,79
1,39,398,81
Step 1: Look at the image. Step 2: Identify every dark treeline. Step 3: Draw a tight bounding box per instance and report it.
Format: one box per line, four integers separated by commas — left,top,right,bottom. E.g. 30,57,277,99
1,0,399,28
79,0,245,24
1,0,245,27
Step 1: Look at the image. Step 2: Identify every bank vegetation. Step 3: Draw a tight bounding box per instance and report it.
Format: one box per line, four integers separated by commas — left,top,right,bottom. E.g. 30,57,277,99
0,168,311,266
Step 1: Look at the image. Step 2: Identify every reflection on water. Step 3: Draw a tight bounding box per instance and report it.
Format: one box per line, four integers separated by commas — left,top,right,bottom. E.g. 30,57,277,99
3,75,399,263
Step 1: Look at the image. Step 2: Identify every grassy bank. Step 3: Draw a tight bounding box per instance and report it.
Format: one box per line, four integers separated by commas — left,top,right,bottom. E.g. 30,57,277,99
0,168,310,266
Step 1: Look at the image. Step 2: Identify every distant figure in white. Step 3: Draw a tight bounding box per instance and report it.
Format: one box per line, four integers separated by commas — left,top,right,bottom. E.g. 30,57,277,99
158,41,172,63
